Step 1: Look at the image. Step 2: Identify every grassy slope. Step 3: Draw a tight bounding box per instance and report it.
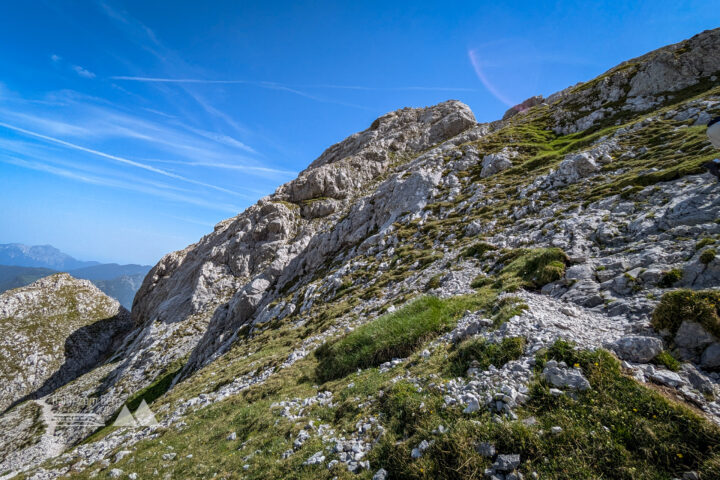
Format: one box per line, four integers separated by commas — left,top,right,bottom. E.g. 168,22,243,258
42,66,720,480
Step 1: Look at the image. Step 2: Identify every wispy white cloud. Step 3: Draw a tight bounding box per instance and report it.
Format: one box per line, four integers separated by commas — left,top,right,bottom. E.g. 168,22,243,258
468,49,516,107
50,54,62,63
110,76,477,92
0,92,293,181
115,76,372,111
95,2,259,131
0,120,243,196
72,65,96,79
0,155,243,213
111,76,473,108
146,158,297,176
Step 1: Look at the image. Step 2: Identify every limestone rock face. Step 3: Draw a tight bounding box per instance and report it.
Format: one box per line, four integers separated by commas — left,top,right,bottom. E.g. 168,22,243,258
274,100,475,203
0,274,131,412
480,148,516,178
551,28,720,134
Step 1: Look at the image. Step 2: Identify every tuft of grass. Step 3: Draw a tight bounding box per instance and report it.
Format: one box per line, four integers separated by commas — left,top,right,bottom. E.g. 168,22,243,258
491,296,529,326
653,350,681,372
651,289,720,338
315,292,495,382
470,274,493,289
447,336,526,377
696,238,715,250
497,247,569,290
425,274,442,291
700,248,716,265
463,241,497,259
658,268,683,288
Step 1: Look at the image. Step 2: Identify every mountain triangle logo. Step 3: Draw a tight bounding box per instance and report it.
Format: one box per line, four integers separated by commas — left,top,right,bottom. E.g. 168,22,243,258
112,399,158,427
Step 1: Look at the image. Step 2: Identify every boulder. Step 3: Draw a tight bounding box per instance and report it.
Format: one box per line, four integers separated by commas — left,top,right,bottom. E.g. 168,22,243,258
542,361,591,391
701,343,720,371
610,336,663,363
480,149,516,178
372,469,388,480
502,95,544,120
674,321,716,361
493,454,521,472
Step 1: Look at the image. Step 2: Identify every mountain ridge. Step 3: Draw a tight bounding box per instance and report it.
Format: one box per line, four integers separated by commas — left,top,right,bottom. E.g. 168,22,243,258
2,27,720,480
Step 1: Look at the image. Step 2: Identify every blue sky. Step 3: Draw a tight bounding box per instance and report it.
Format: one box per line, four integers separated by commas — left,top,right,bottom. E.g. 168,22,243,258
0,1,716,265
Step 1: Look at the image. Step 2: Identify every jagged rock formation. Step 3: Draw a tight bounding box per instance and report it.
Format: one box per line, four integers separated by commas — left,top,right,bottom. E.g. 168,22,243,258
0,274,131,414
3,27,720,480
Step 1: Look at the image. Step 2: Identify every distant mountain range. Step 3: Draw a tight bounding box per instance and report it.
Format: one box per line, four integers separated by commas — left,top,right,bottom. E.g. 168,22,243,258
0,244,151,309
0,243,100,270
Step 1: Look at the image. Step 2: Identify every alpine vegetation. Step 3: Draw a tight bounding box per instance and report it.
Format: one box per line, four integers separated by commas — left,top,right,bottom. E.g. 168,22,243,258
3,27,720,480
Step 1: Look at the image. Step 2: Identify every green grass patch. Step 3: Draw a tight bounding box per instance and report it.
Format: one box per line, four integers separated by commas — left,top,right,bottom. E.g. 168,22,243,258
447,336,526,377
700,249,716,265
651,289,720,337
425,274,442,291
370,340,720,479
653,350,681,372
696,238,715,250
315,292,495,382
497,247,569,290
463,241,497,259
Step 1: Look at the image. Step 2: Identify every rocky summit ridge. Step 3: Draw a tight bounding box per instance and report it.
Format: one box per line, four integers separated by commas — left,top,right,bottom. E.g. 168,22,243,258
2,28,720,480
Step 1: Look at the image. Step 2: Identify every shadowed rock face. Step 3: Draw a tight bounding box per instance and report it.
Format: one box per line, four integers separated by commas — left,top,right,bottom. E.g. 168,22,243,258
0,274,131,413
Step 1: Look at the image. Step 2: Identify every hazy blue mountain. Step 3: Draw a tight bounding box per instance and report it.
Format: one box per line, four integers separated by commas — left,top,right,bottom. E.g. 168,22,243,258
93,274,146,310
0,244,151,309
0,243,99,270
0,265,58,293
69,263,151,281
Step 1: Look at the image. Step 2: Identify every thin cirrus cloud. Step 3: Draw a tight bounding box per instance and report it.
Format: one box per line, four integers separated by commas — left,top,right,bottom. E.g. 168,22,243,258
96,3,264,131
111,75,478,99
0,93,292,179
0,120,243,196
467,48,516,107
113,76,375,111
0,155,244,214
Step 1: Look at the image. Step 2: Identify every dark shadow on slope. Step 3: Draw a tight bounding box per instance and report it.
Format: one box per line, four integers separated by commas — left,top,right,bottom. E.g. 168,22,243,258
2,311,134,415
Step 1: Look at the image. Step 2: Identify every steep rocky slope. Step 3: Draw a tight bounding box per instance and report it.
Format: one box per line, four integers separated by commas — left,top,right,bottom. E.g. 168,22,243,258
3,28,720,480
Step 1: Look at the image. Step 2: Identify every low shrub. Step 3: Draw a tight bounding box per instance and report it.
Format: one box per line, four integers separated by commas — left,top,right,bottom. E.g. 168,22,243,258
696,238,715,250
700,248,716,265
658,268,683,288
654,350,681,372
425,274,442,290
651,289,720,337
463,241,497,259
